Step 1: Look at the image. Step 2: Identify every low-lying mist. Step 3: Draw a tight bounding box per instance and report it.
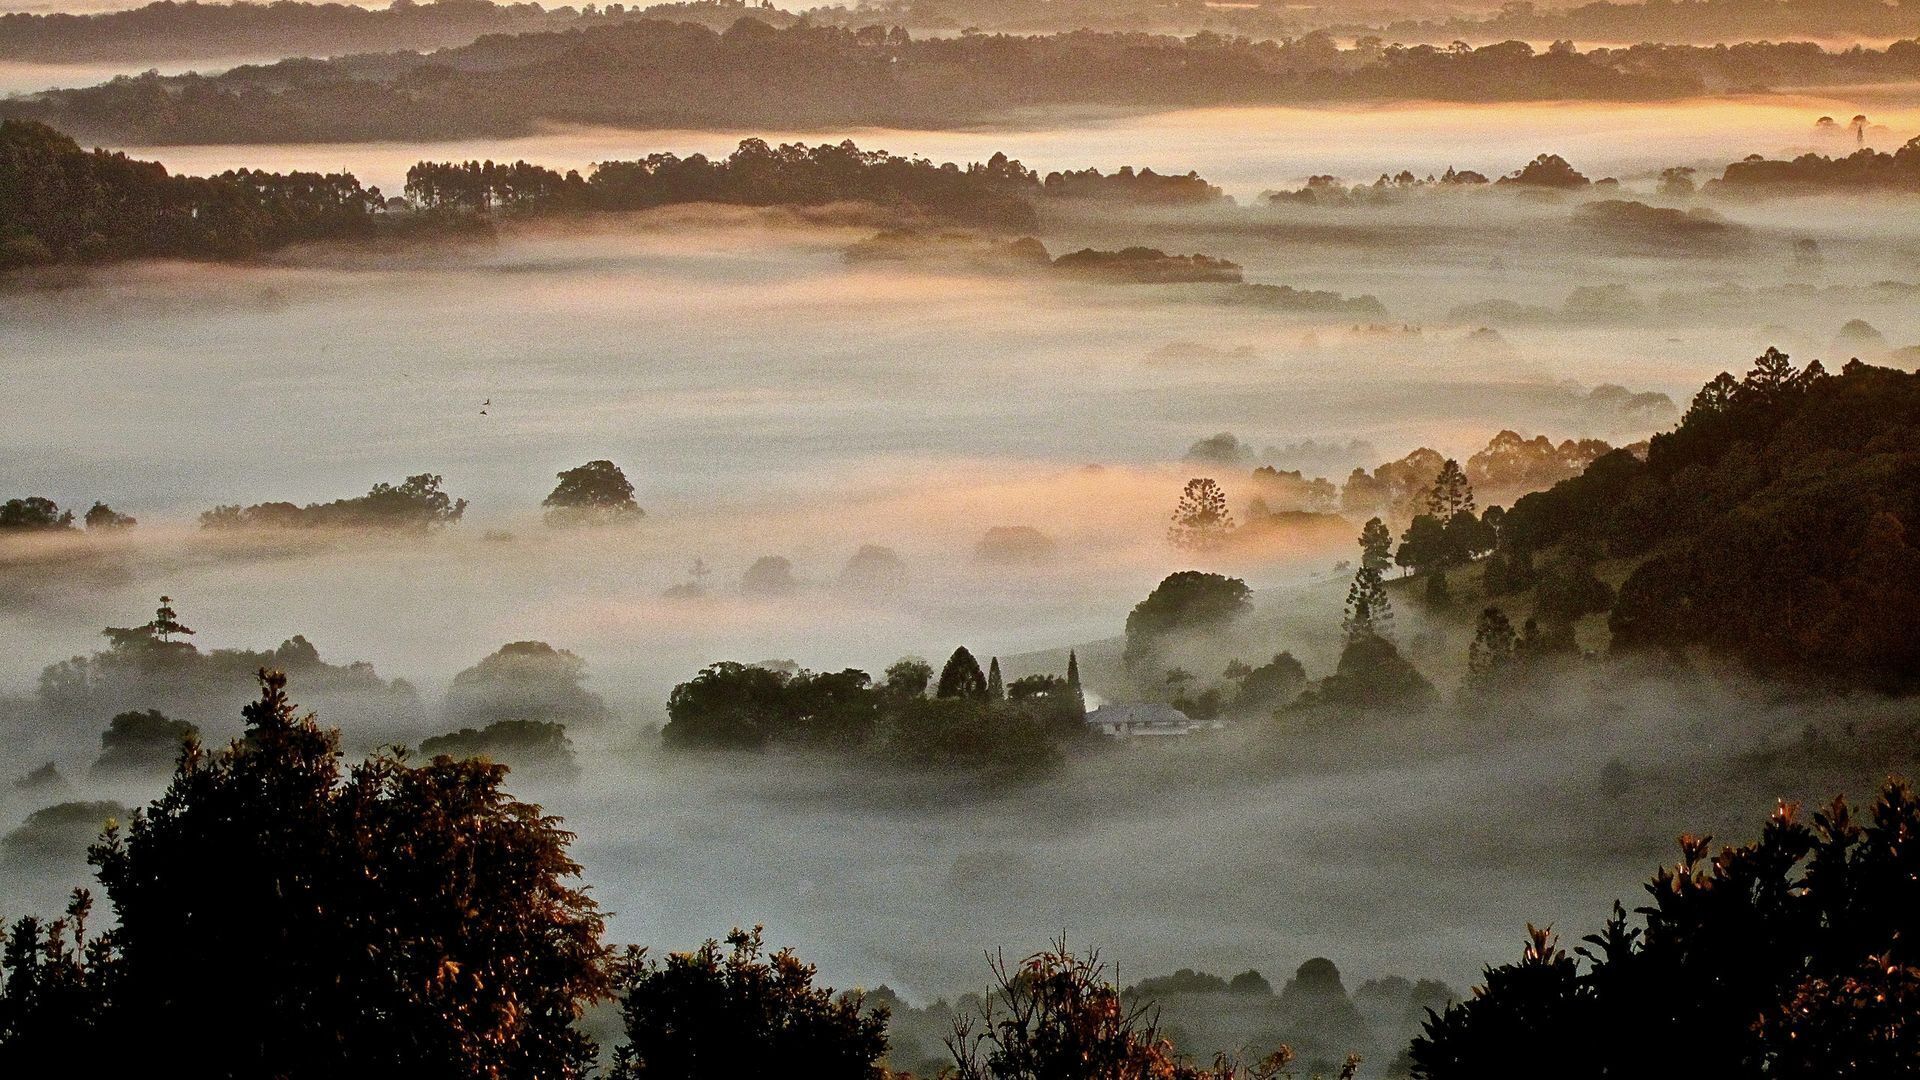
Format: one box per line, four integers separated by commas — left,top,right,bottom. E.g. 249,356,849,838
7,111,1920,1073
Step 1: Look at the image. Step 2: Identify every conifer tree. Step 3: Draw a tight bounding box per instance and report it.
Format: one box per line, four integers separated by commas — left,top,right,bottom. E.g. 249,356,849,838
1065,650,1087,721
1426,459,1475,518
1342,565,1393,642
1359,517,1394,573
986,657,1004,701
936,647,988,700
1168,478,1236,551
1466,606,1518,685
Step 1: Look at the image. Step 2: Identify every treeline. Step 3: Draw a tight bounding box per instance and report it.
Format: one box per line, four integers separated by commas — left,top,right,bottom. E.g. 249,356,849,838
402,140,1046,229
1709,136,1920,194
0,496,133,532
0,121,1219,271
15,20,1887,144
1366,0,1920,47
200,473,468,531
1268,141,1920,205
0,0,643,64
0,119,412,270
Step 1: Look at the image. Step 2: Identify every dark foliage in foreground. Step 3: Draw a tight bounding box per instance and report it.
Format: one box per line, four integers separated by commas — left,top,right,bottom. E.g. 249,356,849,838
610,925,889,1079
1412,780,1920,1078
950,938,1337,1079
3,672,611,1078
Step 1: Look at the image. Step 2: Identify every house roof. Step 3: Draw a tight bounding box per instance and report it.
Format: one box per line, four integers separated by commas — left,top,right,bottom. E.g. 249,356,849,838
1086,702,1193,726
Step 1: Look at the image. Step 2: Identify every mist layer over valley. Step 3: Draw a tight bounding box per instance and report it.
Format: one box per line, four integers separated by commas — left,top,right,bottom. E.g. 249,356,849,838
6,11,1920,1072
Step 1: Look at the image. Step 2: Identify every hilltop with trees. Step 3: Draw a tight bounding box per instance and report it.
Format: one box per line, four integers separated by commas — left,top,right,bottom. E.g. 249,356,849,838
1375,351,1920,694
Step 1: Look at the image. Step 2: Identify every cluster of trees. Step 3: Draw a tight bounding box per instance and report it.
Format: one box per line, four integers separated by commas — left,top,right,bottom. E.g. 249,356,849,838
1123,570,1252,673
1571,199,1753,255
1371,0,1920,45
1389,459,1500,586
1412,781,1920,1078
1708,136,1920,195
1051,246,1243,284
1038,165,1224,204
13,21,1855,145
0,120,406,271
35,597,419,728
0,496,132,533
659,648,1088,777
1263,166,1492,207
410,640,613,779
846,233,1252,286
200,473,467,531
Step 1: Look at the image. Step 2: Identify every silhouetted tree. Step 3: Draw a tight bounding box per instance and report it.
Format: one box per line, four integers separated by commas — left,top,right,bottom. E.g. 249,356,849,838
937,647,989,700
1412,782,1920,1079
90,710,197,778
1168,478,1236,551
1124,572,1253,671
1426,459,1475,518
0,497,74,531
86,670,610,1078
1359,517,1394,573
883,657,933,698
609,926,887,1080
1065,650,1087,722
82,502,135,530
986,658,1004,701
1464,607,1517,689
1341,565,1393,642
0,890,116,1075
543,460,642,526
948,939,1308,1080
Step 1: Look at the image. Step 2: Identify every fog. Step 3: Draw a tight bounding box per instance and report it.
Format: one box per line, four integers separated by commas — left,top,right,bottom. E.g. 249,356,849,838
7,95,1920,1070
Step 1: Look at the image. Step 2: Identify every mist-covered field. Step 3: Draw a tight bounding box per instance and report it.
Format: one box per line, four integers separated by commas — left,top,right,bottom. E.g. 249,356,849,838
7,63,1920,1074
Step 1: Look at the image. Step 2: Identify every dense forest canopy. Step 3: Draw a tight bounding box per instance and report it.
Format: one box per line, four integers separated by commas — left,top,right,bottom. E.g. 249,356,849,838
10,20,1920,143
1480,353,1920,690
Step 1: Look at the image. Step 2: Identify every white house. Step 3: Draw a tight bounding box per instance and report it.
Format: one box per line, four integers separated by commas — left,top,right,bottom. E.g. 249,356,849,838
1085,702,1199,738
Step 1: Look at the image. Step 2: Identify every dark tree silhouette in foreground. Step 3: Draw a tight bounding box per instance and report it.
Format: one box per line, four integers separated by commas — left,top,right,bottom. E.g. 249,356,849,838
948,937,1338,1079
609,925,887,1079
85,670,609,1079
1412,781,1920,1078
